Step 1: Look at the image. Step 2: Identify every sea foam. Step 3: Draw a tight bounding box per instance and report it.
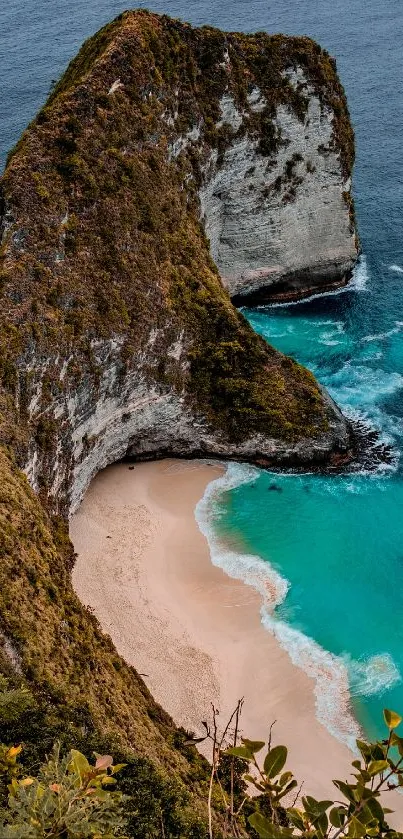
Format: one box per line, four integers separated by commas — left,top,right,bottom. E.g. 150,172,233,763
195,462,401,750
255,254,369,310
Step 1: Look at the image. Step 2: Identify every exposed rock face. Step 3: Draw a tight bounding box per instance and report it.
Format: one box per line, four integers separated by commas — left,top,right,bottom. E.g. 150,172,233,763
0,12,358,822
0,11,356,518
200,77,357,302
22,341,348,516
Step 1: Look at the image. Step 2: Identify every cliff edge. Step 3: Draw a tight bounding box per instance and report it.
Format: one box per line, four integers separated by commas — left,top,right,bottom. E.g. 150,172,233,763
0,13,356,829
0,11,353,519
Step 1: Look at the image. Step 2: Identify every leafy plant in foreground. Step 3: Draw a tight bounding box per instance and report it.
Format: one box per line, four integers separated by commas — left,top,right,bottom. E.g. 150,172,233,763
0,743,127,838
194,703,403,838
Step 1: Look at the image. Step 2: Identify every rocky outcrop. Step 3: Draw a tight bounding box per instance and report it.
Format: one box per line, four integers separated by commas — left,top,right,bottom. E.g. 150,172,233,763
160,36,358,303
0,11,356,518
199,77,357,303
0,13,358,825
21,339,349,516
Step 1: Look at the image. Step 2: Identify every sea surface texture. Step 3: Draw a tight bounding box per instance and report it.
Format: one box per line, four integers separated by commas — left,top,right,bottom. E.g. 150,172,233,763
1,0,403,745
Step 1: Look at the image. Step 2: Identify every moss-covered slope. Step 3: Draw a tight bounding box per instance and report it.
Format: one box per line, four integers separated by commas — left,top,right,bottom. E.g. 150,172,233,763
0,10,352,515
0,450,211,834
0,10,355,834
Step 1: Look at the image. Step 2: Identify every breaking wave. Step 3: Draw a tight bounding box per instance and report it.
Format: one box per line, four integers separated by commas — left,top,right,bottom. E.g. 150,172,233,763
257,254,369,310
195,463,401,751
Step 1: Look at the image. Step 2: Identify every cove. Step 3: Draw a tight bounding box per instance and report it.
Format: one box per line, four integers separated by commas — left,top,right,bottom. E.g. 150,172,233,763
209,257,403,745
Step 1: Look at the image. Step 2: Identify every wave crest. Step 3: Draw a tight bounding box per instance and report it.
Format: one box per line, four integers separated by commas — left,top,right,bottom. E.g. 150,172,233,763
195,463,401,751
348,654,401,697
256,254,369,310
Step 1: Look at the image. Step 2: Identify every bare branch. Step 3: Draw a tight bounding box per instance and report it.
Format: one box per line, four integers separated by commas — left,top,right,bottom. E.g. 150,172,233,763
291,780,304,808
268,719,277,752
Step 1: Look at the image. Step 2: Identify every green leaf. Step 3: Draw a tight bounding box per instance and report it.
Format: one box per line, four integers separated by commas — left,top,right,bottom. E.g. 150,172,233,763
69,750,90,781
244,773,265,791
368,759,388,776
356,739,371,758
357,805,377,826
241,738,265,754
301,795,318,814
333,780,356,804
263,746,287,779
329,807,345,828
362,787,380,801
384,709,402,730
347,816,366,837
287,808,304,831
316,812,328,836
366,797,385,824
226,745,253,761
304,795,318,806
248,813,282,838
302,796,332,819
111,763,127,774
390,732,403,754
316,800,333,814
277,779,298,800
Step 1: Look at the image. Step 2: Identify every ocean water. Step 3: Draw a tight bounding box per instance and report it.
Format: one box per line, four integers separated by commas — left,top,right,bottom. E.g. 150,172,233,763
1,0,403,746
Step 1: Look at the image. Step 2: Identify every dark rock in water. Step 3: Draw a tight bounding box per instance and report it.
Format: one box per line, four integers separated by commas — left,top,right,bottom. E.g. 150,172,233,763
268,483,283,492
346,420,398,473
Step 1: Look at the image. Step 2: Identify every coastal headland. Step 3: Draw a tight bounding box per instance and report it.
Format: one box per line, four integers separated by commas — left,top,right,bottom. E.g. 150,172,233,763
0,9,380,833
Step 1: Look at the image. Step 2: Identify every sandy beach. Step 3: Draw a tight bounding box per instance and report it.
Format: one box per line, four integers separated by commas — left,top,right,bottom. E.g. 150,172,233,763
70,459,398,808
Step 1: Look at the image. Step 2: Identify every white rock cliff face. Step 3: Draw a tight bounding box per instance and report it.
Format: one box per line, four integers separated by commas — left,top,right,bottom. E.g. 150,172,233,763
21,334,349,516
198,73,357,301
2,42,357,515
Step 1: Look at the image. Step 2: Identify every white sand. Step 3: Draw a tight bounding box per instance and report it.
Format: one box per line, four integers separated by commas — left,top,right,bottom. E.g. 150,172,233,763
70,459,403,816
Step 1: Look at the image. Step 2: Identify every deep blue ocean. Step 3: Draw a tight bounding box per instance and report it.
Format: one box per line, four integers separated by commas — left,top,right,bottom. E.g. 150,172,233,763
1,0,403,747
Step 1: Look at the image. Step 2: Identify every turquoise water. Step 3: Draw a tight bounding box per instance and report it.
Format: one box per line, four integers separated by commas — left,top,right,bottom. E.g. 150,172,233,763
2,0,403,751
211,263,403,746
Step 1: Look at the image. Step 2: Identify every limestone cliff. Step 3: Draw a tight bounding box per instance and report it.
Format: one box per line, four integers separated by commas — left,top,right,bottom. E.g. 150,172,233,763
200,76,358,303
0,11,359,831
0,10,354,520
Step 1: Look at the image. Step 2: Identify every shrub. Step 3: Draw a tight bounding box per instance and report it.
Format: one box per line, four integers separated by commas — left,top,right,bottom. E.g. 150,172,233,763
201,702,403,838
0,743,127,838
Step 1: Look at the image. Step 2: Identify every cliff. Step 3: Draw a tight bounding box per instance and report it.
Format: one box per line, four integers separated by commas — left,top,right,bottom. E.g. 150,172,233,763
54,13,358,307
199,71,358,304
0,10,354,518
0,10,356,834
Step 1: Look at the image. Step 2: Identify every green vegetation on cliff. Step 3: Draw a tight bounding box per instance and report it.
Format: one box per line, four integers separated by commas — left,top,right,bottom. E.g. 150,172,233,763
2,683,403,838
0,451,210,835
0,8,356,471
0,10,356,836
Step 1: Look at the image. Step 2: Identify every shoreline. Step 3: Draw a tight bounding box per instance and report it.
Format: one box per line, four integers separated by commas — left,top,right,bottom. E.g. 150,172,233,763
70,459,400,810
